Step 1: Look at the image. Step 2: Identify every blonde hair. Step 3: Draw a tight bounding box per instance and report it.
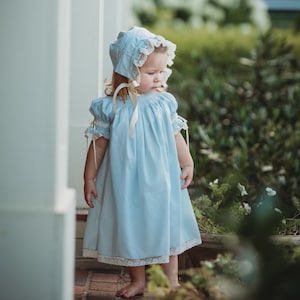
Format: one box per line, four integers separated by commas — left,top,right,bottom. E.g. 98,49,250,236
105,46,168,100
105,72,129,100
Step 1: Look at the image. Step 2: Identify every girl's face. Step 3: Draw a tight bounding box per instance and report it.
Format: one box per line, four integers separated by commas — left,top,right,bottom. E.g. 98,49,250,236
137,51,168,94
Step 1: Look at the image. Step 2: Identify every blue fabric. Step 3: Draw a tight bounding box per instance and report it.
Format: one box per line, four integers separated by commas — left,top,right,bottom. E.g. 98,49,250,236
83,91,201,266
109,26,176,85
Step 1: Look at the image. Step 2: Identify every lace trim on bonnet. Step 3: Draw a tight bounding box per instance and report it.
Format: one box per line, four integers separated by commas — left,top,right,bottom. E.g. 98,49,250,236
109,26,176,86
135,34,176,66
132,35,176,87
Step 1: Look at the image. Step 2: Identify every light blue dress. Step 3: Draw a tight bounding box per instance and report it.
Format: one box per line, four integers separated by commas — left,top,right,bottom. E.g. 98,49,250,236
83,91,201,266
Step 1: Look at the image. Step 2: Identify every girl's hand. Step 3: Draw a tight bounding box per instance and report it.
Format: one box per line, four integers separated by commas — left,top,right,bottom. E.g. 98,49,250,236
84,179,98,208
180,166,193,189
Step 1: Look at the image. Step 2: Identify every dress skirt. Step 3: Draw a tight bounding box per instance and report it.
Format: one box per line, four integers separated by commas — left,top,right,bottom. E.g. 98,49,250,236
83,91,202,266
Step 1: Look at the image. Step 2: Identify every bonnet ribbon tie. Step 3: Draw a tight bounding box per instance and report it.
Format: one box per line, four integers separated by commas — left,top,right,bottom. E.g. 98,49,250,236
112,82,139,137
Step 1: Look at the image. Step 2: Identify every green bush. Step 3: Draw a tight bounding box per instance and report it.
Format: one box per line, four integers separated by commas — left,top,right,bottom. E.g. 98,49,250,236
147,199,300,299
156,27,300,219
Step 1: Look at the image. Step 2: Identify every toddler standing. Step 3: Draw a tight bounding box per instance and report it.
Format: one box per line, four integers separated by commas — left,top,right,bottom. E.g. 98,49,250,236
83,26,202,298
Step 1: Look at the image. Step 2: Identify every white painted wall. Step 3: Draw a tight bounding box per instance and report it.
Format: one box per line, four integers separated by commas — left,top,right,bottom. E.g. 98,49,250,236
0,0,134,298
69,0,133,208
0,1,75,299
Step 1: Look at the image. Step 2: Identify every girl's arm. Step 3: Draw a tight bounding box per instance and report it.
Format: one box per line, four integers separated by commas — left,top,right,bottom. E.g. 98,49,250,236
175,132,194,189
83,137,109,208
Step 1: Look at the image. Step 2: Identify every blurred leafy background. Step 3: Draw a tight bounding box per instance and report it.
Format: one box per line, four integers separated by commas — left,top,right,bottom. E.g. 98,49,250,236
132,0,300,225
131,0,300,298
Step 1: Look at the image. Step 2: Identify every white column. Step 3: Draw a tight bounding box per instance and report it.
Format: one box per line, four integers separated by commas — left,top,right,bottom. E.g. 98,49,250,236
69,0,132,208
0,1,75,300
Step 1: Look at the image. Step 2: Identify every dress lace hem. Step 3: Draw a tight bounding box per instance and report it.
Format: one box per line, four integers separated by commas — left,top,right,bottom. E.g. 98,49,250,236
83,238,202,266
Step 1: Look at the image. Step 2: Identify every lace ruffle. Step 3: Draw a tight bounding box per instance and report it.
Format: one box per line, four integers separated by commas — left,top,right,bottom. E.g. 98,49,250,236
110,27,176,86
84,119,110,167
83,238,202,267
173,114,190,147
133,36,176,86
84,119,110,141
134,35,176,68
173,114,188,134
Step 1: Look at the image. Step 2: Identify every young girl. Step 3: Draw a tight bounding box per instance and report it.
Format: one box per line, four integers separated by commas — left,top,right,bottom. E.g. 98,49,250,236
83,26,202,298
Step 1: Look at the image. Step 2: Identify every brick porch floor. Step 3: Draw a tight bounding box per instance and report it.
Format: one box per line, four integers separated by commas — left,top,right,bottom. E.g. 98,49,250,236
74,268,157,300
74,212,222,299
75,213,159,299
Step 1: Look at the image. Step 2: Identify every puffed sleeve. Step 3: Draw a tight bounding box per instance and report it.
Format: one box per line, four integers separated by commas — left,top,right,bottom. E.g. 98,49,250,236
84,97,112,140
165,92,189,135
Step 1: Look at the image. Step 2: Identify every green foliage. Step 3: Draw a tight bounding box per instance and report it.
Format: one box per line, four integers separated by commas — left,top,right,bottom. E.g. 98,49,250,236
146,265,171,297
145,24,300,300
193,175,252,233
278,218,300,235
134,0,270,32
206,0,252,25
147,195,300,300
191,175,295,235
150,253,248,300
163,28,300,220
235,194,300,300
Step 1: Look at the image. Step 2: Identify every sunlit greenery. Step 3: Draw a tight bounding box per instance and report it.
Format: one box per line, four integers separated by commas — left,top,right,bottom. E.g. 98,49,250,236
147,196,300,299
132,1,300,298
160,28,300,222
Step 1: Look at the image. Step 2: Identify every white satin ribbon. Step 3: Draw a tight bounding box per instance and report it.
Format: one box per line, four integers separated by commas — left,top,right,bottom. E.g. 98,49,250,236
112,83,139,137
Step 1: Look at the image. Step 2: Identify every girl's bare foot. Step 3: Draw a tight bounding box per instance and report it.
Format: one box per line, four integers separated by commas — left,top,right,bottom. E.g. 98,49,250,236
116,281,145,298
161,255,180,289
170,281,180,289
